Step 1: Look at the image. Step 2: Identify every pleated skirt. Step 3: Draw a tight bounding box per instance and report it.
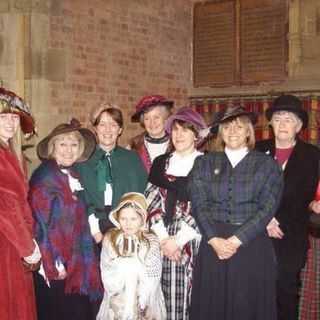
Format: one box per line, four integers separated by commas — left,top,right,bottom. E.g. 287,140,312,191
190,222,277,320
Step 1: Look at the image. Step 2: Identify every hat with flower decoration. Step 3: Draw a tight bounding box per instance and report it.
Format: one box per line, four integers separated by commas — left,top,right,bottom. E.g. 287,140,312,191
0,87,35,135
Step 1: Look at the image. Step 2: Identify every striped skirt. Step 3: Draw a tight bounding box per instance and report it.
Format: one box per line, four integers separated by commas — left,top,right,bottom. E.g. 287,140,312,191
162,219,200,320
299,235,320,320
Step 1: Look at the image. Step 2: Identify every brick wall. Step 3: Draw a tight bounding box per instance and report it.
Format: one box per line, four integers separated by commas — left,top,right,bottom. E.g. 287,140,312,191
47,0,194,145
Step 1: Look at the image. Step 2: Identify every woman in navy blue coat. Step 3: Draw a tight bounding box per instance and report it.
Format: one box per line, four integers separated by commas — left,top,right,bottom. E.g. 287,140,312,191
189,105,283,320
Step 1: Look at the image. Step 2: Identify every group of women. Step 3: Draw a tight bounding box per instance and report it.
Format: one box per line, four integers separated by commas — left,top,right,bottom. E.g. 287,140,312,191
1,88,319,320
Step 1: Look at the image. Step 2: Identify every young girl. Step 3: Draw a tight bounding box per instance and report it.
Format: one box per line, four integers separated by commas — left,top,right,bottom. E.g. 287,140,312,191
97,192,166,320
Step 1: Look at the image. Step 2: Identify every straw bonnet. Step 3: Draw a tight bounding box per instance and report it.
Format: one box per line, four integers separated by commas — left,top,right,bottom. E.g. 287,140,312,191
109,192,148,230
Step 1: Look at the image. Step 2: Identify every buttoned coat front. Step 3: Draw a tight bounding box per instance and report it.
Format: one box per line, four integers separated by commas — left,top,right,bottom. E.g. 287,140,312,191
188,150,283,245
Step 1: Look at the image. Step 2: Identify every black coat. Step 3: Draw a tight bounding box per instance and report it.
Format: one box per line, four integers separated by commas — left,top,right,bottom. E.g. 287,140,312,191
256,139,320,271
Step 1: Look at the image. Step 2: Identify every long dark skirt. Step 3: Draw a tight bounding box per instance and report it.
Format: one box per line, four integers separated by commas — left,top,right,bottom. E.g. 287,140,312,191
190,222,277,320
34,272,97,320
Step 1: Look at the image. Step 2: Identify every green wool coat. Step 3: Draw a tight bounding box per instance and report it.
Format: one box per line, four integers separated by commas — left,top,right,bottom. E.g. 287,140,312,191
76,146,148,219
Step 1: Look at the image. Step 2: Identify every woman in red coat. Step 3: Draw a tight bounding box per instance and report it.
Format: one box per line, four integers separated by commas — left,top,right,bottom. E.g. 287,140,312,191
0,87,41,320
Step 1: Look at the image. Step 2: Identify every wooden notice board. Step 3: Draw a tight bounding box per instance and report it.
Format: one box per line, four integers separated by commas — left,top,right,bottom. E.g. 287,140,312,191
193,0,288,87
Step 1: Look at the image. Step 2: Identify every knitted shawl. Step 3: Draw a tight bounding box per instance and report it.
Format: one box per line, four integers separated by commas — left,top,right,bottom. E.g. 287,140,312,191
29,160,102,300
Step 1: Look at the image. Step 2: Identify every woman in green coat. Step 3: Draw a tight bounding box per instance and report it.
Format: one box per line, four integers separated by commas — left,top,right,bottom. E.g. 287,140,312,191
76,104,147,244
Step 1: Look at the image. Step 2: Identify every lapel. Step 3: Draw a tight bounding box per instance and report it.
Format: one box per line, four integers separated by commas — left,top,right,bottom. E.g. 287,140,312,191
94,147,108,204
282,140,302,181
1,148,28,197
266,139,302,182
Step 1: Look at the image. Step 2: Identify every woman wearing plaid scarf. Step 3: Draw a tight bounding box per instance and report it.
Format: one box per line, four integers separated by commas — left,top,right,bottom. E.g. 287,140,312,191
146,107,208,320
189,105,283,320
29,119,102,320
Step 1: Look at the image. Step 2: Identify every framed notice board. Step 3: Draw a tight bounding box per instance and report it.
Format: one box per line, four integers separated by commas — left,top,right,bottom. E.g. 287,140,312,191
193,0,288,87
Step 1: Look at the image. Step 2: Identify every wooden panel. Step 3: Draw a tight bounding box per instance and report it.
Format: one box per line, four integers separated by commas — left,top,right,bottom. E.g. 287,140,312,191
240,0,288,83
193,1,236,87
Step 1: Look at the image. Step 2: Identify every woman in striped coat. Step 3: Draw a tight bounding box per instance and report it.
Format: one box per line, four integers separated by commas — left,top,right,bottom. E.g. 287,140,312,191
146,107,207,320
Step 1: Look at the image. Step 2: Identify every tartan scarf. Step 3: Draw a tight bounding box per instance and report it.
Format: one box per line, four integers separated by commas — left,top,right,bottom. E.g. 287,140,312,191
29,160,103,300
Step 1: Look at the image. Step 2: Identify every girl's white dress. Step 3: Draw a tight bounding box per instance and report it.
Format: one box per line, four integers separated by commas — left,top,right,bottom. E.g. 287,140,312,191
97,232,166,320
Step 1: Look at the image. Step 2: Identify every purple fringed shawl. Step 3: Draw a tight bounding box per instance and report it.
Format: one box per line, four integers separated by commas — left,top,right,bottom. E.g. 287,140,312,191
29,160,102,300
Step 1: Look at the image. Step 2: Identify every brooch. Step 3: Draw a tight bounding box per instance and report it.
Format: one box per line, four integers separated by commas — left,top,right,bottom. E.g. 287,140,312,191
214,168,220,175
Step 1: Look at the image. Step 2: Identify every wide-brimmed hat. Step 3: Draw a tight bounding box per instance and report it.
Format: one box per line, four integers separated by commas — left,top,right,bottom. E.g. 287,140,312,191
210,105,257,133
37,118,96,162
0,87,35,135
266,94,308,129
131,95,173,122
109,192,148,230
165,106,209,146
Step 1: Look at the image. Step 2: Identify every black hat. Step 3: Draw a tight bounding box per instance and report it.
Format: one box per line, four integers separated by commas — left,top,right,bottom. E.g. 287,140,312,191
210,105,257,133
266,95,308,129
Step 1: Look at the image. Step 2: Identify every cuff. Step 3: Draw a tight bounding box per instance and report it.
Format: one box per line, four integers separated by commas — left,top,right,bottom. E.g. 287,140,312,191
151,220,169,241
88,214,100,236
23,240,41,264
175,221,201,248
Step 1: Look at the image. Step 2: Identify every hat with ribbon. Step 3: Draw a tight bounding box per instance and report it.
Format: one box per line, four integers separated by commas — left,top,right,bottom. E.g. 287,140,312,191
0,87,35,135
265,94,308,129
210,105,258,134
37,118,96,162
109,192,148,230
131,95,173,122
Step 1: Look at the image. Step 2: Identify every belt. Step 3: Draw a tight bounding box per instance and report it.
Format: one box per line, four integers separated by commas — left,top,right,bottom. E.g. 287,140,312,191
213,219,243,226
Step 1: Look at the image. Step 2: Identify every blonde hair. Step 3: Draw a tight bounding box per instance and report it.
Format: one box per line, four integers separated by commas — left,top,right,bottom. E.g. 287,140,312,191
214,116,255,151
0,102,24,167
106,203,150,257
47,131,85,161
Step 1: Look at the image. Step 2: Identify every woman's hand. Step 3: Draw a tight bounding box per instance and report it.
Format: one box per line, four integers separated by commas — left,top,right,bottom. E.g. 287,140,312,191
227,235,242,250
208,237,237,260
309,200,320,214
93,232,103,243
55,268,67,280
161,237,181,261
266,217,284,239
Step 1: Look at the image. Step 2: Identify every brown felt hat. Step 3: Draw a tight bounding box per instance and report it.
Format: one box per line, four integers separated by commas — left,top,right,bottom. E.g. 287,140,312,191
37,118,96,162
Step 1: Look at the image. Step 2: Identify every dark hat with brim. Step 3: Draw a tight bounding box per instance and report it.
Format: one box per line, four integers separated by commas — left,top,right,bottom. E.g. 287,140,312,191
0,87,35,135
266,94,308,129
210,105,257,134
131,95,173,122
37,118,96,162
